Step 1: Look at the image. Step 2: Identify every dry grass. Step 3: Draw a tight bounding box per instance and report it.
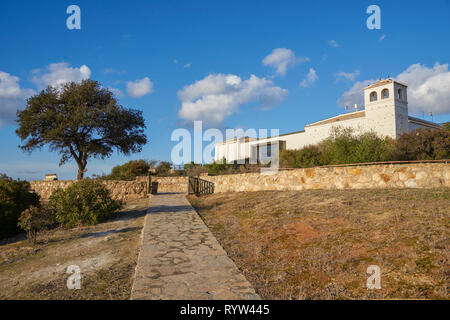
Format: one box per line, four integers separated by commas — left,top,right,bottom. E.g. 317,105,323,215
188,188,449,300
0,198,148,300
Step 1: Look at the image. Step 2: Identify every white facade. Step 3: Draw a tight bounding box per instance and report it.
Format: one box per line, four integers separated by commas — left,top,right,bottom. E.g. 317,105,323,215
214,79,441,163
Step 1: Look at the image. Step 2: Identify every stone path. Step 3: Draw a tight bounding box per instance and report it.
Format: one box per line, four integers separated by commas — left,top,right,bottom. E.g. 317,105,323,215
130,193,260,300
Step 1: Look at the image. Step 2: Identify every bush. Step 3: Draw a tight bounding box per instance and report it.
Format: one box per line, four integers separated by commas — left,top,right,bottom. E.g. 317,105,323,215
107,159,154,180
0,175,40,239
205,159,229,175
155,161,172,176
18,206,54,244
394,128,450,160
48,179,121,228
323,127,394,165
184,162,208,176
280,144,329,168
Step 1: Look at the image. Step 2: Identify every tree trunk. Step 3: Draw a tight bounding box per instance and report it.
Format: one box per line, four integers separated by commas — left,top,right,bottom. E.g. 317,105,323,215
77,166,85,180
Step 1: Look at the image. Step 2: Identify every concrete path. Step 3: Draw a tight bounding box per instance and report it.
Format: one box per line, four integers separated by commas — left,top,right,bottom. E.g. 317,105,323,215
130,193,260,300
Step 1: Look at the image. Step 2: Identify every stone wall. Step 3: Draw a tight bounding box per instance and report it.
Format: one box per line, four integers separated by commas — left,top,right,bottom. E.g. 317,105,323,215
150,176,188,193
30,178,148,202
29,163,449,200
204,163,449,193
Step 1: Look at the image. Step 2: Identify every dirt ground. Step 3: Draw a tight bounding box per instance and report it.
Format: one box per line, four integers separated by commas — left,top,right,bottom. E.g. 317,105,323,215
0,198,148,300
188,188,449,300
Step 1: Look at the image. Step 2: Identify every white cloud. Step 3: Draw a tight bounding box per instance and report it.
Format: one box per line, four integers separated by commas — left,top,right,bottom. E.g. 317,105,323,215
379,34,386,41
338,62,450,115
32,62,91,89
299,68,318,87
329,40,339,48
173,59,178,64
177,73,288,126
338,79,375,109
126,77,154,98
0,71,35,128
396,62,450,114
184,63,191,68
262,48,309,76
335,70,360,82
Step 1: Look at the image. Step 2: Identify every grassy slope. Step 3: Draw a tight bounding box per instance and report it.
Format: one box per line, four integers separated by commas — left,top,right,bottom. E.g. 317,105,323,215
189,188,449,299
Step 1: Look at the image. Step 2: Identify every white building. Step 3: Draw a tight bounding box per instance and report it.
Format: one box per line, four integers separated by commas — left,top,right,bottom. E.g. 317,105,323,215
214,78,441,163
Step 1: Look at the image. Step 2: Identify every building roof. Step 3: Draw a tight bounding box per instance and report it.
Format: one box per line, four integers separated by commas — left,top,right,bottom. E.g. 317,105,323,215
364,78,408,90
216,136,256,145
214,130,306,146
305,110,366,128
408,116,442,129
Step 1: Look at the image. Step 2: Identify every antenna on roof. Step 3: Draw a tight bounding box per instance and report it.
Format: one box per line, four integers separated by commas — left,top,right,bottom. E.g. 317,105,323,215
345,105,349,112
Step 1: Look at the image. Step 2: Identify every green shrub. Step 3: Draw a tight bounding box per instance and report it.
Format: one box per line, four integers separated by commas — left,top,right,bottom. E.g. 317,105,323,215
280,144,329,168
184,162,208,176
18,206,54,244
48,179,121,228
280,127,395,168
155,161,172,176
323,127,394,164
205,158,229,175
107,159,154,180
394,128,450,160
0,175,40,239
351,132,394,163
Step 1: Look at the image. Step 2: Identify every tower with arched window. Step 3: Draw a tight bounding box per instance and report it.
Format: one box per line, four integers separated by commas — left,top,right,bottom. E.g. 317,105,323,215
363,78,409,139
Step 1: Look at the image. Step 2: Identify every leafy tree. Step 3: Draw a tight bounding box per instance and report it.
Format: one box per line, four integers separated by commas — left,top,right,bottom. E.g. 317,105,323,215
323,127,394,164
351,132,394,163
108,159,154,180
0,177,40,239
16,80,147,180
204,158,229,175
184,162,208,176
18,206,54,244
155,161,172,176
394,128,450,160
322,127,359,164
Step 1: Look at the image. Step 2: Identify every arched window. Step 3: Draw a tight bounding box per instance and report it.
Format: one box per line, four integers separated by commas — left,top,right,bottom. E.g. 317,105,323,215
397,88,402,100
370,91,377,102
381,88,389,99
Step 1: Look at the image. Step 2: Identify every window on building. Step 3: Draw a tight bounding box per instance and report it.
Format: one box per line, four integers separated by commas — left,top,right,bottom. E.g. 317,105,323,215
381,89,389,99
370,91,377,102
397,88,402,100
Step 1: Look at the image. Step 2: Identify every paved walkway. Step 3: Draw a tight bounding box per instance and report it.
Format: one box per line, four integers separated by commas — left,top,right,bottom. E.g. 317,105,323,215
130,193,260,300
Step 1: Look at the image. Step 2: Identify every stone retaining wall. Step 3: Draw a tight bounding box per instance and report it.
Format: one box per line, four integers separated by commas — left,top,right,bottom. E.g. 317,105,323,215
150,176,188,193
29,163,449,200
205,163,449,193
30,178,147,202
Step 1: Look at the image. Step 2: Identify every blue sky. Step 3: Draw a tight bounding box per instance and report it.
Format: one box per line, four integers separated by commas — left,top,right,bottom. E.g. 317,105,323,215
1,0,449,180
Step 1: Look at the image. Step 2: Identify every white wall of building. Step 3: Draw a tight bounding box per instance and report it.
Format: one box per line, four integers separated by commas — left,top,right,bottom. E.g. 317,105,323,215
214,79,440,163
